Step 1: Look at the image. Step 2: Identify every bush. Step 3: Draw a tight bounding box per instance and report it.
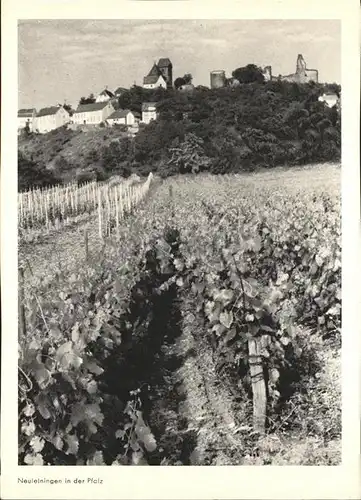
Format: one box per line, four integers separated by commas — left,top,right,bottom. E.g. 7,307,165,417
18,151,60,192
53,155,73,172
101,139,132,177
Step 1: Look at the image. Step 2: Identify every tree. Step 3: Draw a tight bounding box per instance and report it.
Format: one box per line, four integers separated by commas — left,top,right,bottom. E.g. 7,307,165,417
167,133,211,174
79,93,96,106
325,83,341,97
232,64,265,84
63,103,74,115
101,138,132,177
284,103,310,140
18,151,59,191
174,77,186,89
20,121,31,138
174,74,193,89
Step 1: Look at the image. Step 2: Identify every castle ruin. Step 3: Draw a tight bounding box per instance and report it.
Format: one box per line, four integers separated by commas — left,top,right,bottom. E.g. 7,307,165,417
262,54,318,84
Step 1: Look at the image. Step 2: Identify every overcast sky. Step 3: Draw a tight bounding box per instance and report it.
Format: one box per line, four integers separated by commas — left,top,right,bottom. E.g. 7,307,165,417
18,19,341,110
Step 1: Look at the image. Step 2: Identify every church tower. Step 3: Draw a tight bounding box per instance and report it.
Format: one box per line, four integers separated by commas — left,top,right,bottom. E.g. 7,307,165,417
157,58,173,89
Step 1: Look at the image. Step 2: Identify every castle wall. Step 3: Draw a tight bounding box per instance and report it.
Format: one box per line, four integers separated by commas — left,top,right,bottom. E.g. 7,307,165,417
304,69,318,83
264,55,318,84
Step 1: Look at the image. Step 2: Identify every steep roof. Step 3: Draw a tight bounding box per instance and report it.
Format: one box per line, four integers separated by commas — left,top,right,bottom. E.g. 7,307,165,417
74,102,111,113
18,108,36,117
143,74,165,85
108,109,132,119
141,102,157,111
158,58,172,67
147,63,163,77
37,106,62,117
98,89,115,98
143,62,169,85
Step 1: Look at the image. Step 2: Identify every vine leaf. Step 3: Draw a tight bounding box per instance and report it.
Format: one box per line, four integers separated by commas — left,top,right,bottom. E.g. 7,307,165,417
32,361,52,389
64,434,79,455
69,403,104,435
132,450,148,465
35,394,52,419
84,359,104,376
55,341,83,371
224,327,237,343
87,450,105,465
135,412,157,452
21,421,36,436
52,435,64,451
213,289,234,305
23,403,35,417
219,310,233,329
24,452,44,465
30,436,45,453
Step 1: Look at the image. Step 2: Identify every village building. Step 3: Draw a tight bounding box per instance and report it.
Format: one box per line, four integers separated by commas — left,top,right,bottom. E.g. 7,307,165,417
107,109,141,127
143,64,167,89
35,105,70,134
95,88,115,103
72,101,115,125
141,102,158,124
318,92,339,108
18,108,37,134
143,58,173,89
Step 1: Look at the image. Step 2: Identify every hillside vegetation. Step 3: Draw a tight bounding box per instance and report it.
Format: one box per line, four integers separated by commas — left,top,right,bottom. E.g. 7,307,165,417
18,126,130,190
18,80,340,190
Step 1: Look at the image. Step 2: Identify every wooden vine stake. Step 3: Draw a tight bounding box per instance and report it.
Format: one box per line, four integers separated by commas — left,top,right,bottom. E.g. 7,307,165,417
98,190,102,239
248,337,268,433
18,267,26,337
84,228,89,262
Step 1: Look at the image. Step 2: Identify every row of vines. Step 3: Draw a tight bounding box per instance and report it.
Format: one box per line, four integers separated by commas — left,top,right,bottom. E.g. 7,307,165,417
18,171,341,465
18,173,153,239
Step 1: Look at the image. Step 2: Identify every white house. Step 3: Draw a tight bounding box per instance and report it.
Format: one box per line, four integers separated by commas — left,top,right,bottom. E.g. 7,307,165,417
18,108,37,134
143,63,168,89
107,109,141,127
95,88,115,103
72,101,115,125
318,93,339,108
35,105,70,134
141,102,158,124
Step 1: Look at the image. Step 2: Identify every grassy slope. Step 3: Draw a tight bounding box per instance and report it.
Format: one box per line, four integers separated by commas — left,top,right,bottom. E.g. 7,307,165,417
18,127,128,180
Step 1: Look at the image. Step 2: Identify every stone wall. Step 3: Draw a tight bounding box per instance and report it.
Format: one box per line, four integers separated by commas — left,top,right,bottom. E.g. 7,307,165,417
262,55,318,84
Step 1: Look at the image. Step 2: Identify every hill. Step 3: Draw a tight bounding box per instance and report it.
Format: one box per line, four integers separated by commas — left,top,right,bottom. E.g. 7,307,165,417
18,80,341,190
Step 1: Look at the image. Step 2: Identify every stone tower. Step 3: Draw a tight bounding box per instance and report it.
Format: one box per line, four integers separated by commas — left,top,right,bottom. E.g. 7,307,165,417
157,58,173,89
210,70,226,89
296,54,307,73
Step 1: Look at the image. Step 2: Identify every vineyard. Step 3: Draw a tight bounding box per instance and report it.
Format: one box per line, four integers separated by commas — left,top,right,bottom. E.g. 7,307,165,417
18,173,153,242
18,164,341,466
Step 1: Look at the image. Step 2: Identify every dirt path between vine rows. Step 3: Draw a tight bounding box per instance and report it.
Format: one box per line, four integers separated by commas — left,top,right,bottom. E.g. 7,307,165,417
130,284,247,466
170,314,246,465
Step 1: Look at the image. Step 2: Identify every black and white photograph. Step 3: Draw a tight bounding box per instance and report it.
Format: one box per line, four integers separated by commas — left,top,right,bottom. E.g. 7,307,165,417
1,1,360,497
16,18,343,467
